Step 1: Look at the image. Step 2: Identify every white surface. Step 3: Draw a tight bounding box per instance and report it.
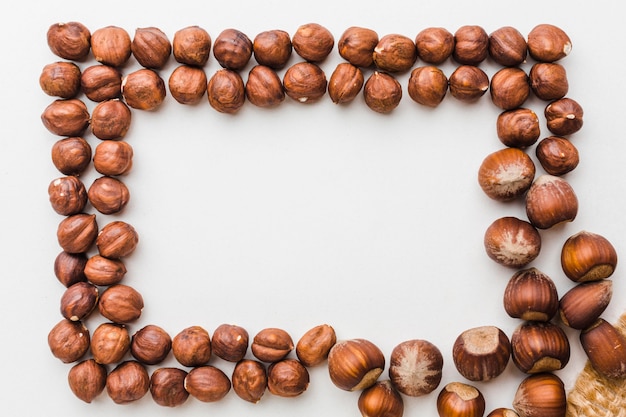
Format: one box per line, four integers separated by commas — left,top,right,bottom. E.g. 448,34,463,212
2,0,626,415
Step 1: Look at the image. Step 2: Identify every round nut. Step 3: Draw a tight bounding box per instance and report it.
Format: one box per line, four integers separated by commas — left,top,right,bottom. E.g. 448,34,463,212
363,71,402,113
131,27,171,69
48,319,90,363
525,174,578,229
529,63,569,101
51,137,92,176
184,365,231,402
560,231,618,282
87,176,130,215
91,26,132,67
496,108,541,148
512,373,566,417
253,29,292,69
527,24,572,62
150,367,189,407
168,65,207,105
503,268,559,322
559,280,613,330
251,327,294,363
283,62,327,103
57,213,98,254
373,34,417,73
358,380,404,417
131,324,172,365
437,382,486,417
40,61,81,98
245,65,285,108
453,25,489,65
48,176,87,216
96,220,139,259
90,99,132,140
207,69,246,113
535,136,579,176
484,216,541,268
212,324,249,362
490,67,530,110
80,64,122,102
213,28,253,70
477,147,536,202
580,318,626,379
338,26,379,67
173,25,212,66
232,359,267,403
54,251,88,287
60,281,99,321
545,97,583,136
407,66,448,107
453,326,511,382
488,26,528,67
84,255,127,286
41,98,90,137
448,65,489,102
414,27,454,64
47,22,91,60
106,361,150,404
388,339,443,397
172,325,212,367
90,322,130,365
292,23,334,62
327,338,385,391
122,68,167,111
295,324,337,367
93,140,134,176
510,321,570,374
98,284,144,324
328,62,364,104
267,359,310,397
67,359,107,403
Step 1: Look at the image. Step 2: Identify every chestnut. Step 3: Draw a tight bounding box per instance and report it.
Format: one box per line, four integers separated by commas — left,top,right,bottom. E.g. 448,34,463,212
452,325,511,382
525,174,578,229
327,338,385,391
437,382,486,417
580,318,626,379
512,373,566,417
477,147,536,202
560,231,618,282
510,321,570,374
358,380,404,417
484,216,541,268
559,280,613,330
388,339,443,396
503,268,559,322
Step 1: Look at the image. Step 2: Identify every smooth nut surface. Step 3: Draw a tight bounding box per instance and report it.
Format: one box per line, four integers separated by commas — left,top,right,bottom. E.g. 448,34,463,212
91,26,132,67
407,66,448,107
88,176,130,215
448,65,489,102
172,325,212,367
513,373,566,417
93,140,134,176
41,98,90,137
358,380,404,417
60,281,98,321
496,108,541,148
96,220,139,258
373,34,417,72
488,26,527,67
253,29,292,69
51,137,92,176
559,280,613,330
57,213,98,254
560,231,618,282
327,338,385,391
106,361,150,404
363,71,402,113
490,67,530,110
437,382,486,417
54,251,87,287
292,23,334,62
415,27,454,64
90,99,131,140
338,26,379,67
40,61,81,98
527,24,572,62
545,97,583,136
283,62,327,103
525,174,578,229
98,284,144,323
173,25,211,66
453,25,489,65
251,327,294,363
184,366,231,402
477,147,536,202
68,359,107,403
295,324,337,367
484,216,541,268
529,63,569,101
150,367,189,407
47,22,91,60
48,319,90,363
212,324,249,362
245,65,285,108
389,339,443,397
328,62,364,104
452,326,511,382
503,268,559,322
122,68,166,111
579,318,626,379
168,65,207,104
80,64,122,102
267,359,310,397
535,136,579,176
510,321,570,374
48,176,87,216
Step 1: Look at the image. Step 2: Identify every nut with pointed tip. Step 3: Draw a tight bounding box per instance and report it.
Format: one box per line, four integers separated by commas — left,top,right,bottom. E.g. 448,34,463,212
448,65,489,102
184,365,231,402
60,281,98,321
150,367,189,407
477,147,536,202
212,324,249,362
513,373,566,417
328,338,385,391
363,72,402,113
48,319,90,363
511,321,570,374
106,361,150,404
503,268,559,322
358,380,404,417
527,24,572,63
437,382,486,417
525,174,578,229
232,359,267,403
84,255,126,286
545,97,583,136
580,318,626,379
484,216,541,268
67,359,107,403
251,327,294,363
559,280,613,330
560,231,617,282
388,339,443,396
295,324,337,367
535,136,579,176
496,108,541,149
172,325,212,367
452,325,511,381
90,322,130,365
338,26,379,67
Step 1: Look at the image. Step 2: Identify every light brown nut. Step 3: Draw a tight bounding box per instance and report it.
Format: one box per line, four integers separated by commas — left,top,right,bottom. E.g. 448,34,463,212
251,327,294,363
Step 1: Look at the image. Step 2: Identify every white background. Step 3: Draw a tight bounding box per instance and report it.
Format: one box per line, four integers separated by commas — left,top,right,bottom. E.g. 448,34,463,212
2,0,626,415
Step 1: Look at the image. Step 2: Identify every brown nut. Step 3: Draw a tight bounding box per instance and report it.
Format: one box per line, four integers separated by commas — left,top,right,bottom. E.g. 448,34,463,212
213,28,253,70
490,67,530,110
90,99,132,140
96,220,139,259
477,147,536,202
580,318,626,379
54,251,87,287
84,255,126,285
373,34,417,73
415,27,454,64
184,366,231,402
173,25,212,66
131,27,171,69
48,176,87,215
496,108,541,148
131,324,172,365
560,231,618,282
57,213,98,254
232,359,267,403
267,359,310,397
338,26,379,67
67,359,107,403
453,325,511,381
81,64,123,102
88,176,130,215
453,25,489,65
283,62,327,103
251,327,294,362
328,62,364,104
207,69,246,113
529,63,568,101
559,280,613,330
41,98,90,137
60,281,98,321
488,26,528,67
527,24,572,62
292,23,334,62
503,268,559,322
510,322,570,374
359,380,404,417
168,65,207,105
47,22,91,60
48,319,90,363
212,324,249,362
106,361,150,404
172,325,212,367
484,216,541,268
327,338,385,391
388,339,443,397
525,174,578,229
91,26,132,67
295,324,337,367
513,373,566,417
90,322,130,364
535,136,579,176
121,68,167,111
363,71,402,113
245,65,285,108
437,382,486,417
545,97,583,136
252,29,292,69
98,284,144,324
40,61,81,98
150,368,189,407
487,408,520,417
407,66,448,107
51,136,92,176
448,65,489,102
93,140,134,176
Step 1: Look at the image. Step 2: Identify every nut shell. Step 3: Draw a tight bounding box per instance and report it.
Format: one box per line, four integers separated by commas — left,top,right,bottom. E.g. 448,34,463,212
510,321,570,374
150,367,189,407
207,69,246,113
453,25,489,65
415,27,454,64
253,29,292,69
212,324,249,362
131,27,171,69
488,26,527,67
245,65,285,108
54,251,87,287
559,280,613,330
283,62,327,103
173,26,212,66
88,176,130,215
96,220,139,259
529,63,568,101
67,359,107,403
580,318,626,379
388,339,443,396
545,97,583,136
131,324,172,365
90,99,132,140
513,373,566,417
40,61,81,98
437,382,486,417
449,65,489,102
80,64,122,102
47,22,91,60
503,268,559,322
295,324,337,367
328,63,364,104
496,108,541,149
41,98,90,137
490,67,530,110
91,26,132,67
525,174,578,229
213,28,252,70
232,359,267,403
452,325,511,382
172,325,212,367
168,65,208,105
48,176,87,216
122,68,166,111
184,366,231,402
98,284,144,323
48,319,90,363
407,66,448,107
93,140,134,176
484,216,541,268
338,26,379,67
358,380,404,417
51,137,92,176
363,71,402,113
57,213,98,254
60,281,98,321
90,322,130,364
292,23,334,62
477,147,536,202
373,34,417,73
251,327,294,363
560,231,618,282
527,24,572,62
327,338,385,391
535,136,579,176
106,361,150,404
267,359,310,397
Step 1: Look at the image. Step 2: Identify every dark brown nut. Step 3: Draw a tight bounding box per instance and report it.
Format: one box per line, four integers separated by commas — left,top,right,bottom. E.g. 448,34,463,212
91,26,132,67
131,324,172,365
90,99,132,140
338,26,379,67
96,220,139,259
487,408,520,417
41,98,90,137
328,63,364,104
150,368,189,407
490,67,530,110
251,327,294,362
172,326,212,367
477,147,536,202
48,176,87,215
168,65,207,105
512,373,566,417
245,65,285,108
60,281,99,321
90,322,130,364
437,382,486,417
525,174,578,229
207,69,246,113
527,24,572,62
173,26,211,66
184,366,231,402
580,318,626,379
407,66,448,107
47,22,91,60
93,140,134,176
529,63,568,101
328,338,385,391
213,28,253,70
453,25,489,65
358,380,404,417
48,319,90,363
98,284,144,324
267,359,310,397
131,27,171,69
84,254,127,286
57,213,98,254
535,136,579,176
448,65,489,102
511,321,570,374
81,64,123,102
545,97,583,136
51,137,92,176
373,34,417,73
503,268,559,322
295,324,337,367
106,361,150,404
292,23,334,62
253,30,292,69
212,324,249,362
415,27,454,64
232,359,267,403
496,108,541,148
559,280,613,330
40,62,81,98
388,339,443,397
283,62,328,103
363,71,402,113
488,26,528,67
121,68,167,111
87,176,130,215
560,231,618,283
484,216,541,268
54,251,87,287
453,326,511,381
67,359,107,403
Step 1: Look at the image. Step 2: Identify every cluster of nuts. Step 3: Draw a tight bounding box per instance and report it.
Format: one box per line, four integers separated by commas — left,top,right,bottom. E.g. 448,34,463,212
42,21,625,417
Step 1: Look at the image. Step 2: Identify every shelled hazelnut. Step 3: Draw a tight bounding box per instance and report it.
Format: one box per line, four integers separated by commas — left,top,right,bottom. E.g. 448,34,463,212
91,26,132,67
484,216,541,268
295,324,337,367
512,373,566,417
559,280,613,330
41,98,90,137
545,97,583,136
131,27,171,69
452,325,511,381
184,365,231,402
496,108,541,148
579,318,626,379
87,176,130,215
363,71,402,113
560,231,618,282
172,325,212,367
212,324,249,362
80,64,123,102
168,65,208,105
372,34,417,73
207,69,246,113
488,26,527,67
48,319,90,363
328,63,364,104
67,359,107,403
131,324,172,365
437,382,486,417
93,140,134,176
453,25,489,65
414,27,454,64
292,23,334,62
267,359,310,397
48,176,88,215
407,66,448,107
283,62,327,103
98,284,144,324
477,147,536,202
358,380,404,417
448,65,489,102
40,61,81,98
213,28,253,70
529,63,569,101
47,22,91,61
96,220,139,259
173,26,212,66
525,174,578,229
84,255,126,285
54,251,87,287
245,65,286,108
337,26,379,67
150,368,189,407
57,213,98,254
535,136,579,176
251,327,294,363
490,67,530,110
122,68,167,111
527,24,571,63
60,281,99,321
106,360,150,404
232,359,267,403
90,99,132,140
503,268,559,322
327,338,385,391
90,322,130,365
253,29,292,69
51,137,92,176
388,339,443,396
510,321,570,374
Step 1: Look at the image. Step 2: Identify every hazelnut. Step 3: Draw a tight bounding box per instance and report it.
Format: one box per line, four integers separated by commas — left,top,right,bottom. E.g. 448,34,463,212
545,97,583,136
47,22,91,60
525,174,578,229
363,71,402,113
251,327,294,363
213,28,253,70
510,322,570,374
477,147,536,202
527,24,572,62
484,216,541,268
488,26,528,67
496,108,541,148
84,255,127,285
535,136,579,176
131,27,171,69
54,251,87,287
41,98,90,137
98,284,144,323
415,27,455,64
338,26,379,67
131,324,172,365
57,213,98,254
560,231,618,282
358,380,404,417
283,62,327,103
173,26,212,66
407,66,448,107
91,26,132,67
106,361,150,404
168,65,207,105
327,62,364,104
448,65,489,102
48,176,87,215
51,136,92,176
48,319,90,363
267,359,310,397
232,359,267,403
150,368,189,407
172,325,212,367
121,68,167,111
207,69,246,113
559,280,613,330
327,338,385,391
40,61,81,98
93,140,134,176
67,359,107,403
90,322,130,364
295,323,337,367
87,176,130,215
81,64,123,102
580,318,626,379
437,382,486,417
60,281,99,321
512,373,566,417
503,268,559,322
90,99,132,140
184,366,231,402
453,25,489,65
96,220,139,259
373,34,417,73
212,323,249,362
452,325,511,382
490,67,530,110
388,339,443,397
253,29,292,69
292,23,334,62
529,63,568,101
487,409,520,417
245,65,285,108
